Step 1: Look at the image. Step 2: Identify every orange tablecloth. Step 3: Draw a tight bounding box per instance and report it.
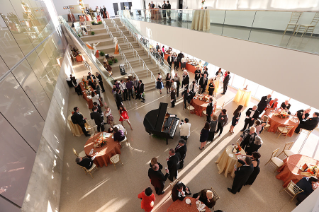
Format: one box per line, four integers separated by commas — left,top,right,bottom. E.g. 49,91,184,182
264,109,299,137
167,197,209,212
79,82,103,109
163,54,200,74
190,95,216,117
84,133,121,167
76,55,83,62
276,154,319,187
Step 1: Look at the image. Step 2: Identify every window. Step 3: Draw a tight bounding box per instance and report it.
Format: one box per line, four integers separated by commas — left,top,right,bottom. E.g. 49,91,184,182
272,91,290,108
289,98,310,115
231,74,245,89
244,79,259,97
254,84,272,100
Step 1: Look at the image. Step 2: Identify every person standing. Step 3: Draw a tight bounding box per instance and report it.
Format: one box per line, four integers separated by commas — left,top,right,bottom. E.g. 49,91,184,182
174,55,179,71
189,81,199,97
125,79,133,100
87,72,96,87
174,73,180,97
167,54,173,69
167,149,180,181
208,79,215,96
138,187,155,212
138,80,145,103
222,71,231,95
239,127,259,155
156,43,160,51
166,73,171,94
205,97,213,122
166,1,171,20
182,89,191,109
198,74,208,94
104,106,114,127
149,157,163,170
230,105,243,133
228,156,254,194
119,79,127,101
257,94,272,113
181,56,186,69
162,1,167,18
215,109,228,137
245,152,261,186
199,122,210,150
208,115,218,142
119,105,133,130
241,105,259,132
90,106,104,132
175,140,187,169
181,70,189,89
194,67,201,82
148,164,169,195
156,73,164,94
115,89,123,110
267,98,279,110
171,88,176,108
95,72,105,92
71,107,90,137
179,118,191,142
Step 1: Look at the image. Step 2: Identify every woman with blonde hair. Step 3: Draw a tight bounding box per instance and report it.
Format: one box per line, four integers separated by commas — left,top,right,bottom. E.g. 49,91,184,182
149,157,163,170
192,189,216,208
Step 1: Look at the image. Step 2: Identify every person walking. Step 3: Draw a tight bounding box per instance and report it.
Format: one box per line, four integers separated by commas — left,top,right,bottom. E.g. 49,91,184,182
119,105,133,130
230,105,243,133
199,122,210,150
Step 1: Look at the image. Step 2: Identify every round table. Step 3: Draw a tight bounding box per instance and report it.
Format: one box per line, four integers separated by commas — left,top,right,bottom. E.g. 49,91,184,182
233,89,251,107
84,133,121,167
215,145,246,178
167,197,209,212
276,154,319,187
191,10,210,32
190,95,217,117
264,109,299,137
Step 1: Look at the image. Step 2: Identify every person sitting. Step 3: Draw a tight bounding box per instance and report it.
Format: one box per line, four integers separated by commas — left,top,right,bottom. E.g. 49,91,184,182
76,154,97,169
280,100,291,114
112,127,125,142
171,181,191,202
295,112,319,134
108,124,126,134
296,108,311,122
192,189,216,208
296,176,319,205
138,187,155,212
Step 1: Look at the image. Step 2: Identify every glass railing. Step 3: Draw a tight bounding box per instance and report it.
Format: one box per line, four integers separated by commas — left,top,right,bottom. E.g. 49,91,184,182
58,16,114,86
119,9,319,55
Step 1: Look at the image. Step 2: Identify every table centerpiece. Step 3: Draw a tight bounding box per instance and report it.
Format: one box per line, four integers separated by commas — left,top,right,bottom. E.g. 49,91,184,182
275,111,290,119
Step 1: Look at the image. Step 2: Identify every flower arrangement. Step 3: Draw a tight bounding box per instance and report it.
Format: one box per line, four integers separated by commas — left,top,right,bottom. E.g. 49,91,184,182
201,0,205,4
275,111,290,119
232,145,242,154
95,134,107,148
307,165,318,175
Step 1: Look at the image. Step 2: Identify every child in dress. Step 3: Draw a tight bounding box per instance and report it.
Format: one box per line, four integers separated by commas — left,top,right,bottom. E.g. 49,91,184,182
119,105,133,130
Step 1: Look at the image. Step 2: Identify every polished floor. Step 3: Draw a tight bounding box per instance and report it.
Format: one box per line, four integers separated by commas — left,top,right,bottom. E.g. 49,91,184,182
59,58,319,212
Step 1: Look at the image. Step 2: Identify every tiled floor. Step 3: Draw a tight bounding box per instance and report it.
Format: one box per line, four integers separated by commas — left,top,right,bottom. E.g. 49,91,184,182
59,59,319,212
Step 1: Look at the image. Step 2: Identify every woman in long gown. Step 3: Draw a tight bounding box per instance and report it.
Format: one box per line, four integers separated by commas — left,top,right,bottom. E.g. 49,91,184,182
165,73,171,94
156,73,163,94
119,105,133,130
229,105,243,133
245,152,261,185
214,68,223,96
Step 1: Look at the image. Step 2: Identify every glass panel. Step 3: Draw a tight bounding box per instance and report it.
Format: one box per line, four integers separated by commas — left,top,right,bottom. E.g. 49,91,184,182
254,84,273,100
0,198,20,212
289,98,310,115
0,113,36,206
244,79,259,97
0,56,9,78
272,91,290,108
231,74,245,89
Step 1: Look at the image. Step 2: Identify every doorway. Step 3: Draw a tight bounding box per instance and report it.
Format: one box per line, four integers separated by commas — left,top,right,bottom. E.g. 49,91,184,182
113,3,119,16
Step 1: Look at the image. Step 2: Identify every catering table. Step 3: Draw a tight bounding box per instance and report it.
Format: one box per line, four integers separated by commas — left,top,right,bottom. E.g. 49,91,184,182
167,197,209,212
76,55,83,62
264,109,299,137
215,145,246,178
190,95,217,117
191,10,210,32
163,54,200,73
67,114,92,136
233,89,251,107
79,82,103,109
276,154,319,187
84,132,122,167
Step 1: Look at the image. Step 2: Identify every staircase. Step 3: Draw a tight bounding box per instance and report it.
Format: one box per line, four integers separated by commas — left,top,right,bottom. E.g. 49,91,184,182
79,18,159,92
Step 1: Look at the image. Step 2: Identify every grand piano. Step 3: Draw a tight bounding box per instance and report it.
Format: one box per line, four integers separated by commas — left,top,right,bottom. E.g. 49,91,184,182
143,102,180,145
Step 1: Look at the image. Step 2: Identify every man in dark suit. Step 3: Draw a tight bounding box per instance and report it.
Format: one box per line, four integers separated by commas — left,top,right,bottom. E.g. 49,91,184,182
296,177,318,205
92,102,102,114
148,164,169,195
206,97,213,123
295,112,319,133
87,72,96,87
222,71,231,95
296,108,311,122
76,154,97,169
228,156,254,194
166,0,171,20
171,181,191,201
177,52,184,68
198,74,208,94
175,140,187,169
194,67,201,83
138,80,145,103
90,106,104,132
257,94,271,113
95,72,105,92
181,71,189,89
167,54,173,69
115,89,123,110
71,107,90,137
167,149,180,181
182,89,191,109
241,105,259,132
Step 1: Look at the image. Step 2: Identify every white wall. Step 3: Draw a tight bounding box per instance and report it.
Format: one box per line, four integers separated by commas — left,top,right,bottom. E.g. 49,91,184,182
128,19,319,108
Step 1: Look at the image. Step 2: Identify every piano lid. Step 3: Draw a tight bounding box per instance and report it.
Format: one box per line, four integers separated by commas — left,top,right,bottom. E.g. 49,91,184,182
155,103,168,131
143,102,168,131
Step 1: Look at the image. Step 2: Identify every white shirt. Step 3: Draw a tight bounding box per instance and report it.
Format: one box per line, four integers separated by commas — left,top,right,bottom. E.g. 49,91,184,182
114,124,126,134
119,82,126,91
104,109,112,117
87,94,100,104
181,58,186,63
249,110,255,118
179,122,191,137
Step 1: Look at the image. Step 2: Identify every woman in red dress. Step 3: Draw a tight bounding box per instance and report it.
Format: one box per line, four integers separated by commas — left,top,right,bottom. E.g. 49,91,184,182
138,187,155,212
119,105,133,130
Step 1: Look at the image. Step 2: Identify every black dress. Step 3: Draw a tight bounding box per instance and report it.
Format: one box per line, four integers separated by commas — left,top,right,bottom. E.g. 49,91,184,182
200,128,209,142
232,112,241,126
245,159,260,185
156,77,163,89
208,83,215,96
166,76,171,88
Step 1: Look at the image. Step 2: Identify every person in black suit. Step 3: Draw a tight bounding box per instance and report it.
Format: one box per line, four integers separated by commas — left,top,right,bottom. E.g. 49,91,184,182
181,70,189,89
95,72,105,93
71,107,90,136
257,94,271,113
90,106,104,132
206,97,213,123
167,149,180,181
182,89,191,109
175,140,187,169
296,108,311,122
228,156,254,194
171,181,191,201
115,89,123,110
138,80,145,103
87,72,96,87
92,102,102,114
177,52,183,68
295,112,319,133
198,74,208,94
166,0,171,20
148,164,169,195
296,177,319,205
150,1,155,8
167,54,173,69
76,154,97,169
222,71,231,95
194,67,201,82
241,105,259,132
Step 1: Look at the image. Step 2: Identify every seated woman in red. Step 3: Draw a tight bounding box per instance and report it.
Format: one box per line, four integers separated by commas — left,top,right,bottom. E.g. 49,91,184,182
138,187,155,212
